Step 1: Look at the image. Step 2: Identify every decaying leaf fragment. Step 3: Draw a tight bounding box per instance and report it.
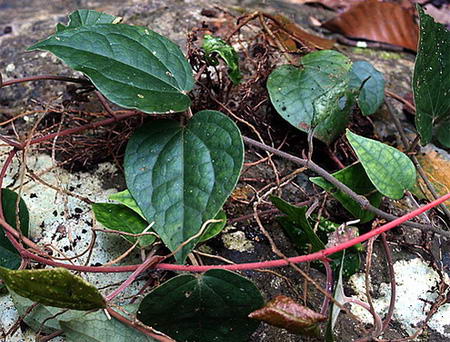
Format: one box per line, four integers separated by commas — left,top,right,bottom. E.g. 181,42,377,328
249,295,327,336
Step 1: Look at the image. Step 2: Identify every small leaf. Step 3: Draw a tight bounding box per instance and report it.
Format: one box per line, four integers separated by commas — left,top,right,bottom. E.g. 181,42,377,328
349,61,385,116
346,130,416,199
92,203,155,247
137,269,264,342
56,9,118,32
202,34,242,84
29,11,194,114
109,189,145,218
199,210,227,243
267,50,353,144
310,163,382,223
125,110,244,263
249,295,326,337
330,252,346,330
0,267,105,310
413,6,450,144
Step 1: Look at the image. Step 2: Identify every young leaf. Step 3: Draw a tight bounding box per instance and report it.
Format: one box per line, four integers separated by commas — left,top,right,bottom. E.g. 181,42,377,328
413,6,450,144
202,35,242,84
199,210,227,243
310,163,382,223
346,130,416,199
109,189,145,219
137,269,264,342
1,188,29,269
56,9,118,32
0,267,105,310
124,110,244,263
92,203,155,247
249,295,326,337
349,61,385,116
29,11,194,114
267,50,353,144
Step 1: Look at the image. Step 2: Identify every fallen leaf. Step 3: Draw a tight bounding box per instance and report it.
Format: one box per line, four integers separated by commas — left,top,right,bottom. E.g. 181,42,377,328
322,0,419,50
249,295,327,336
283,0,365,12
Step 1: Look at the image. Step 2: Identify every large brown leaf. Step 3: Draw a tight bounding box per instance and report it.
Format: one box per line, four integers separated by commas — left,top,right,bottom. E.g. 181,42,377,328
249,295,327,336
322,0,419,50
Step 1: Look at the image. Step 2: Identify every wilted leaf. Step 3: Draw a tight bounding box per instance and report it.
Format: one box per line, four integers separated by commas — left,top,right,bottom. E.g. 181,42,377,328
413,6,450,144
124,110,244,263
267,50,353,144
310,163,382,223
349,61,385,116
29,10,194,114
0,267,105,310
137,269,264,342
92,203,155,247
346,130,416,199
323,0,418,50
249,295,326,337
202,34,242,84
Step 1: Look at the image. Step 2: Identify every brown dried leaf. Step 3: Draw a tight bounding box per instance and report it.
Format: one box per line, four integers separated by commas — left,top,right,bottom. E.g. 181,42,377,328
326,225,359,248
322,0,419,50
283,0,365,12
249,295,327,336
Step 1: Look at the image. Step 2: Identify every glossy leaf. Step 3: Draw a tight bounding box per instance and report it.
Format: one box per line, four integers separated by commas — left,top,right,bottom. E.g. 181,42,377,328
267,50,353,144
310,163,382,223
109,189,145,218
199,210,227,243
125,110,244,263
56,9,118,32
1,189,29,269
29,12,194,114
92,203,155,247
413,7,450,144
203,35,241,84
249,295,326,337
0,267,105,310
137,269,264,342
349,61,385,116
346,130,416,199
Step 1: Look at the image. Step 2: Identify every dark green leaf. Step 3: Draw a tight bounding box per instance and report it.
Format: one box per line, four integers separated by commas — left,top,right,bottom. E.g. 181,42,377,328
0,267,105,310
267,50,353,144
125,110,244,263
346,130,416,199
413,6,450,144
56,9,118,32
202,34,242,84
437,121,450,148
109,190,145,218
349,61,385,116
137,269,263,342
199,210,227,243
30,14,194,114
310,163,382,223
92,203,155,247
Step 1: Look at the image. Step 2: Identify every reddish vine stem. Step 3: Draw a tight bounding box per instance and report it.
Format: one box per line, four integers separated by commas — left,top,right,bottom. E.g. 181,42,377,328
0,75,91,88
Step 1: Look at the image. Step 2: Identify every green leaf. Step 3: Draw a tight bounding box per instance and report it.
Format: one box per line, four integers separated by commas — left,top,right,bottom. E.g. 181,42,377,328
1,189,29,269
56,9,118,32
109,190,145,219
267,50,353,144
413,6,450,144
137,269,264,342
346,130,416,199
29,13,194,114
92,203,155,247
326,252,346,341
202,34,242,84
199,210,227,243
310,163,382,223
0,267,105,310
124,110,244,263
437,121,450,148
349,61,385,116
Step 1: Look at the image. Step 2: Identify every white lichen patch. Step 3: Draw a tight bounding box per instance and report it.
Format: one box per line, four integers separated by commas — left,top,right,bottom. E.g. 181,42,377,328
349,258,447,337
221,227,254,252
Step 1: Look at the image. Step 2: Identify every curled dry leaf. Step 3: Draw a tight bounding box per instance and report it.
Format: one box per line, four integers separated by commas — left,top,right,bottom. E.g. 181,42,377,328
249,295,327,337
326,224,359,248
322,0,419,50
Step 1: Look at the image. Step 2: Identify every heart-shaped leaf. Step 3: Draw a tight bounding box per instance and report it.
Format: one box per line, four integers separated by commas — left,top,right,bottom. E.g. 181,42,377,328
56,9,118,32
413,6,450,144
346,130,416,199
249,295,326,337
267,50,353,144
124,110,243,262
109,189,145,219
29,11,194,114
92,203,155,247
349,61,385,116
1,188,29,269
137,269,264,342
310,163,382,223
0,267,105,310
